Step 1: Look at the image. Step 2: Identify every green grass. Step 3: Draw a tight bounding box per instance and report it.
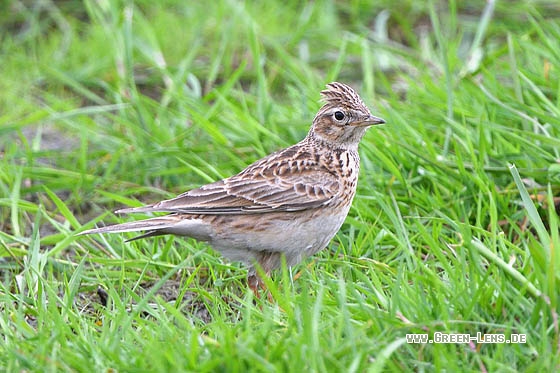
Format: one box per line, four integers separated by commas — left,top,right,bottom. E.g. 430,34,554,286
1,0,559,371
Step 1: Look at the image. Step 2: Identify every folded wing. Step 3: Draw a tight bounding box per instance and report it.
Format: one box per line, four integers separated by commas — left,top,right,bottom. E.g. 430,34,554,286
117,150,340,215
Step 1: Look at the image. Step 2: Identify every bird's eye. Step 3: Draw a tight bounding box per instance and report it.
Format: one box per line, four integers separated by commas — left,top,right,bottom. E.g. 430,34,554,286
334,111,345,121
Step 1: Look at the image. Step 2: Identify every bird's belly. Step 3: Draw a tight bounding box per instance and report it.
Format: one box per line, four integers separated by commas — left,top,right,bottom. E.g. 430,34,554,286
209,209,349,266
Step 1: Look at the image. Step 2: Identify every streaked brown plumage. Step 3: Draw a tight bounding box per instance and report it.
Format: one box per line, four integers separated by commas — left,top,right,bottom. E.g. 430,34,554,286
79,82,385,291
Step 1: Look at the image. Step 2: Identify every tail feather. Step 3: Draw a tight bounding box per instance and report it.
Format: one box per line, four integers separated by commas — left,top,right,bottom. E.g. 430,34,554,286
78,216,180,236
114,204,159,214
124,230,165,242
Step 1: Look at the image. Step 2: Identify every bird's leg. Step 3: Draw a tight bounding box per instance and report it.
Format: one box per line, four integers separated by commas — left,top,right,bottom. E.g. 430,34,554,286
247,273,262,298
247,272,274,302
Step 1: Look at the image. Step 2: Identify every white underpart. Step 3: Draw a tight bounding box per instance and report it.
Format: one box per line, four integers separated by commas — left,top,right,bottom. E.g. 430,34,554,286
160,218,213,242
216,207,350,266
159,206,350,267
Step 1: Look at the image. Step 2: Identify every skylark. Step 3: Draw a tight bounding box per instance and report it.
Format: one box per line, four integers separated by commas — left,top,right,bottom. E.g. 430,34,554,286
79,82,385,291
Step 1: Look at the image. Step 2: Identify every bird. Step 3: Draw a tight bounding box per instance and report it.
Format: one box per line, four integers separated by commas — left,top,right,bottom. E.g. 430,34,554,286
79,82,385,294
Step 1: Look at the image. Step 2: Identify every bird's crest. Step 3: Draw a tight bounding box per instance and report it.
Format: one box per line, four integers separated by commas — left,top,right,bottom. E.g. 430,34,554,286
320,82,369,112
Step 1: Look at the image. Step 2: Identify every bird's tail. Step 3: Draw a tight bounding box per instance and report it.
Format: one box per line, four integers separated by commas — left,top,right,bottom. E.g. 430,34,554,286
77,216,181,242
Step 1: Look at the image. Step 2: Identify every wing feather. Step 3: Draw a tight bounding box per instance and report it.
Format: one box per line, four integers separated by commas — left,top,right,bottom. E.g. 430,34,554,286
116,146,340,215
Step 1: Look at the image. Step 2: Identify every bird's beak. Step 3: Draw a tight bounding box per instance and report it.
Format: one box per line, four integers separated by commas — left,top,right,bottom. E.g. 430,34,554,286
352,114,386,127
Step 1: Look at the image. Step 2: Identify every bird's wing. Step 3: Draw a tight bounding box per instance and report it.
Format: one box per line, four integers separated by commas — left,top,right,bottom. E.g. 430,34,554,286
117,152,340,215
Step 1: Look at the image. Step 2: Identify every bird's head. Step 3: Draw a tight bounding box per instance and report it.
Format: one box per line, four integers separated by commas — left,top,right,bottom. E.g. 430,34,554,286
309,82,385,148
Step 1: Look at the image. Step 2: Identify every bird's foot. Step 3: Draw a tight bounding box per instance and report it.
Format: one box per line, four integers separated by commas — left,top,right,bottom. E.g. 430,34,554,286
247,274,274,302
